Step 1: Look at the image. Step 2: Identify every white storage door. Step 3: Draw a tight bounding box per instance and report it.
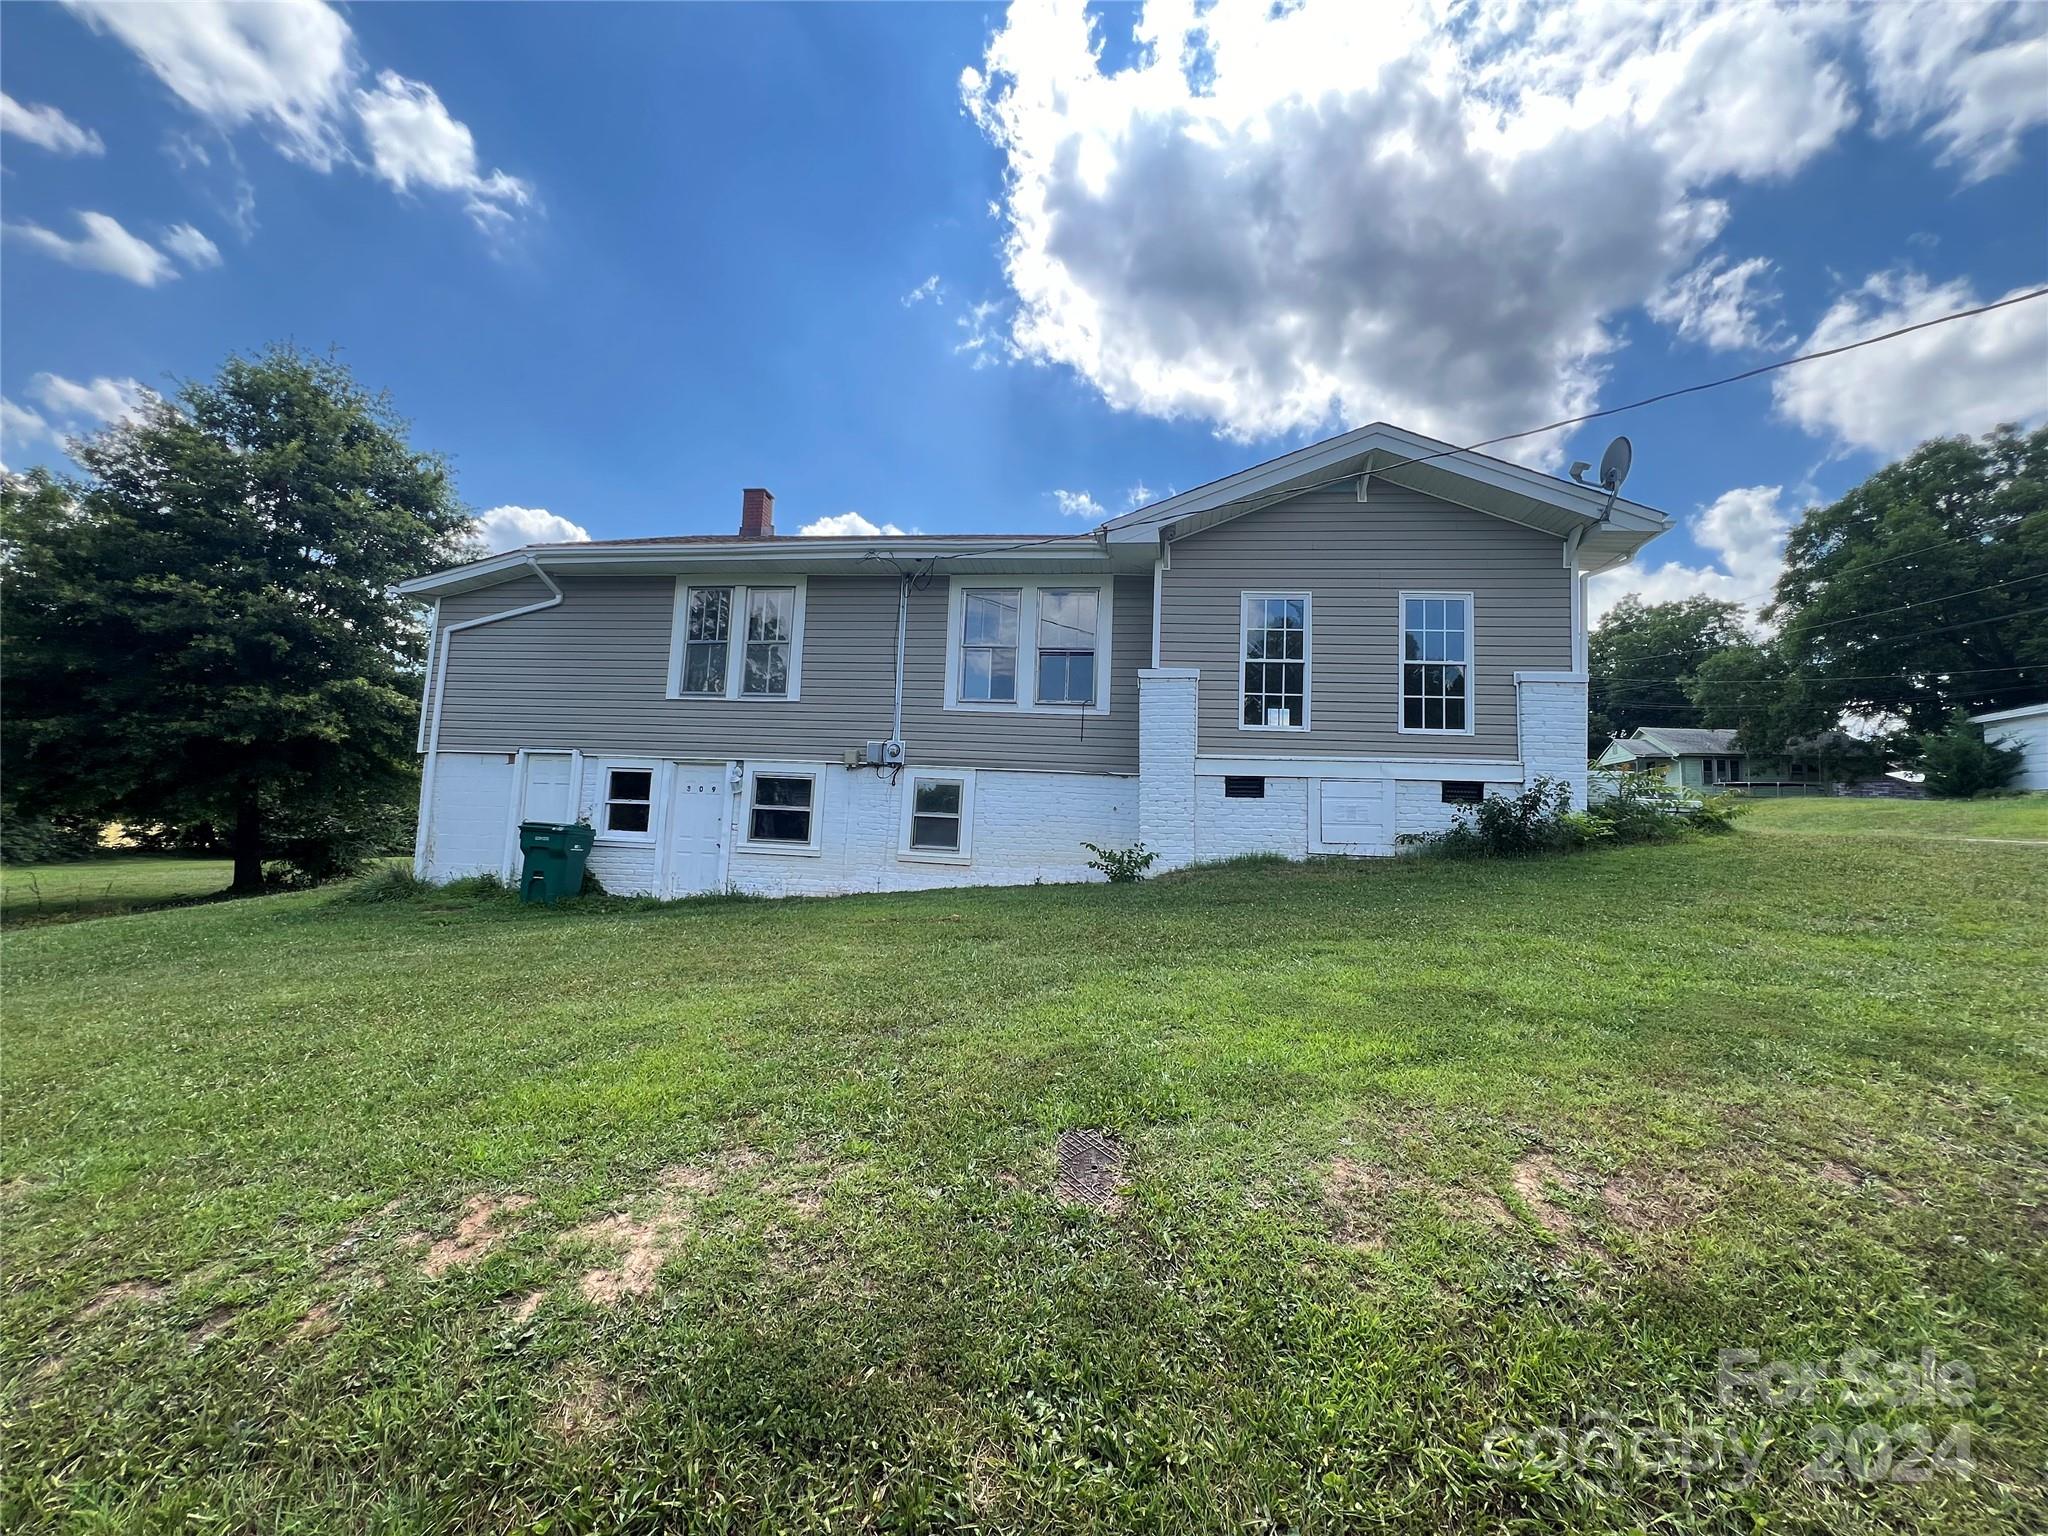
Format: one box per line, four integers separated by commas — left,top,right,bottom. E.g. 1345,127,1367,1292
1313,779,1394,854
520,752,576,824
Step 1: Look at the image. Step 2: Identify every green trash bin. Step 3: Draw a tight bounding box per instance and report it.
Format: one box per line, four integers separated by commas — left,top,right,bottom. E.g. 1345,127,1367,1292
518,821,595,905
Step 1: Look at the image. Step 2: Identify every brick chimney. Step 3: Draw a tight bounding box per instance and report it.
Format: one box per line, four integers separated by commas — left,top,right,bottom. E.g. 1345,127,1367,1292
740,487,775,538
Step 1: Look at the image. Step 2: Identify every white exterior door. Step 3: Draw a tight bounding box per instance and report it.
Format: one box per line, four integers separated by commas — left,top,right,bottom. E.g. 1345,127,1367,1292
665,765,727,897
1311,778,1395,855
520,752,577,824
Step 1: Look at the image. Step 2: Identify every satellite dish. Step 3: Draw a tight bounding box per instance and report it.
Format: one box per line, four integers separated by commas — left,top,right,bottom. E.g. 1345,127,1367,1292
1598,435,1633,493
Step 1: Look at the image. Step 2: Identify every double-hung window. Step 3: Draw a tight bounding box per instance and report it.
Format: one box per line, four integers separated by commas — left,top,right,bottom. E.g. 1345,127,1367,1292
679,586,732,695
1399,592,1473,734
742,587,795,696
744,769,818,852
1035,588,1098,706
1240,593,1309,730
946,579,1112,714
1703,756,1742,785
899,769,974,862
669,579,805,700
601,765,655,839
959,589,1020,703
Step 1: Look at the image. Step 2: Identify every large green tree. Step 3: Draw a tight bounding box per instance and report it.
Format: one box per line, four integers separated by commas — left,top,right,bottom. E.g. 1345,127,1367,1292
1587,594,1748,754
1,347,476,892
1768,426,2048,735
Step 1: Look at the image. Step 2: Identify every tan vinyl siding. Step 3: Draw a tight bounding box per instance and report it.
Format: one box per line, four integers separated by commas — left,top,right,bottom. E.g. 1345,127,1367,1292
1160,485,1571,757
424,569,1147,774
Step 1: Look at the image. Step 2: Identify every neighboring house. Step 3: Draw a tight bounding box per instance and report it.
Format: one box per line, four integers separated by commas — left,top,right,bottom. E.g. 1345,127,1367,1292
1971,701,2048,791
1595,726,1836,794
401,422,1668,897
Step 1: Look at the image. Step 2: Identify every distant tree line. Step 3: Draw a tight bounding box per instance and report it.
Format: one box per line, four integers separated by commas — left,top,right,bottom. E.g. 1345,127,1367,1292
1590,425,2047,794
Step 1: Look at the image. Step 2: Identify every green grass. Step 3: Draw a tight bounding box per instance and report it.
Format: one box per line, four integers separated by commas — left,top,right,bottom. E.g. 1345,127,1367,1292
3,801,2044,1532
0,855,234,926
1741,793,2048,842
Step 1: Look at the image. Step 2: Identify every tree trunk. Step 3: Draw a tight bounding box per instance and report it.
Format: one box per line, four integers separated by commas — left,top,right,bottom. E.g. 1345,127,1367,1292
230,791,264,894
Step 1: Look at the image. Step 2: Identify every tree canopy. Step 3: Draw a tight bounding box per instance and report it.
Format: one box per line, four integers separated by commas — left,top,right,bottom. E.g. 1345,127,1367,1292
1,347,476,891
1769,426,2047,736
1587,594,1748,754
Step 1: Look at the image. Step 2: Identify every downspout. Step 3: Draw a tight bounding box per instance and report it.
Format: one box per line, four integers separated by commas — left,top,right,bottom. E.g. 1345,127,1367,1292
413,556,565,876
892,568,910,747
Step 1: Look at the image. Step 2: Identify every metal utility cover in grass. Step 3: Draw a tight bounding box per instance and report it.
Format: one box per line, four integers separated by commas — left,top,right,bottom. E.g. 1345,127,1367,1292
1055,1128,1126,1211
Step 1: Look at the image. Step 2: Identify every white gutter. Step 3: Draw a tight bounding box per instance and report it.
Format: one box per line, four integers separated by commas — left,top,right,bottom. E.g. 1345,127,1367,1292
412,556,565,877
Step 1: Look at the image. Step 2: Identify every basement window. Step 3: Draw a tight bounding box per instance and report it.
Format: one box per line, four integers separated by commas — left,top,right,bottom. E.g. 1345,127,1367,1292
900,769,975,863
1441,780,1484,805
1223,776,1266,800
744,770,819,854
601,766,655,838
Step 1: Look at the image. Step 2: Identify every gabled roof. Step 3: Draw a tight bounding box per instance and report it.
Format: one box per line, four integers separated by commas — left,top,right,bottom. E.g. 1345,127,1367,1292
1627,726,1740,756
1103,421,1667,574
1970,700,2048,725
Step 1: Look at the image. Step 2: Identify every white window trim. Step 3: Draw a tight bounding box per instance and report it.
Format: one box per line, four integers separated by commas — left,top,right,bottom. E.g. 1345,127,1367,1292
897,767,975,865
665,576,808,702
738,762,823,856
1396,589,1477,737
593,757,662,844
942,576,1114,716
1237,590,1313,734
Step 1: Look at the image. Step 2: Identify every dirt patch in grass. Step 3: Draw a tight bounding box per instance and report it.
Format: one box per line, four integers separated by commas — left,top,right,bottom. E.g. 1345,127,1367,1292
81,1279,165,1317
410,1193,535,1278
544,1370,629,1442
186,1305,237,1349
293,1301,339,1340
1322,1157,1388,1251
503,1289,548,1324
1817,1159,1911,1206
1508,1153,1577,1236
567,1157,753,1303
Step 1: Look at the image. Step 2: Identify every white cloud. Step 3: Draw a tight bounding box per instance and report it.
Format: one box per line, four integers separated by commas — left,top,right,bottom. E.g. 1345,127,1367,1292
797,511,909,537
0,91,104,155
901,275,944,307
2,211,178,286
30,372,155,428
960,0,2039,446
160,222,223,270
68,0,532,233
1,398,56,457
1590,484,1793,623
954,299,1009,369
1052,489,1107,520
473,505,590,554
1772,272,2048,456
351,71,532,232
1646,255,1781,351
1124,483,1157,509
67,0,356,168
1858,1,2048,183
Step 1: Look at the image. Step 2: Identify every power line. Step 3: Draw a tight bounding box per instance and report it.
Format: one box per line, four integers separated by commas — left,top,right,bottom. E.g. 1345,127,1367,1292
1596,663,2039,685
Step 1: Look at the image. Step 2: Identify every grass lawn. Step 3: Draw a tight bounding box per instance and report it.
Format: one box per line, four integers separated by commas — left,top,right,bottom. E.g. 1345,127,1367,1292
0,856,233,926
2,799,2043,1532
1743,795,2048,843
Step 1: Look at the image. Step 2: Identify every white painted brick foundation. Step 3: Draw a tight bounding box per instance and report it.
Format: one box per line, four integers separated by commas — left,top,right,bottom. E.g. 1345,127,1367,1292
1138,668,1199,871
417,672,1592,893
1513,671,1591,807
416,752,515,880
1193,775,1309,859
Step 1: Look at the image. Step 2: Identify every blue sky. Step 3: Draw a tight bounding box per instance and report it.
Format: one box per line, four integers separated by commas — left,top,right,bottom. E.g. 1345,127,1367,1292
3,1,2044,616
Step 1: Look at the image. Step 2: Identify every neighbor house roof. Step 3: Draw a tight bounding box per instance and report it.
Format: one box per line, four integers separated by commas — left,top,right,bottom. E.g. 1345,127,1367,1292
1970,701,2048,725
1623,727,1740,756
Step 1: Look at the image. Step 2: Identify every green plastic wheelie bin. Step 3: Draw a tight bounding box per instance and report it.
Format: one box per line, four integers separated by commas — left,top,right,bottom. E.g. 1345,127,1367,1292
518,821,595,904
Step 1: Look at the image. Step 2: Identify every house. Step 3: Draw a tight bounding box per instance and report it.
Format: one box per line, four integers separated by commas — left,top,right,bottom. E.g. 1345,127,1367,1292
1595,726,1749,790
1596,726,1850,795
399,423,1668,897
1971,701,2048,791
